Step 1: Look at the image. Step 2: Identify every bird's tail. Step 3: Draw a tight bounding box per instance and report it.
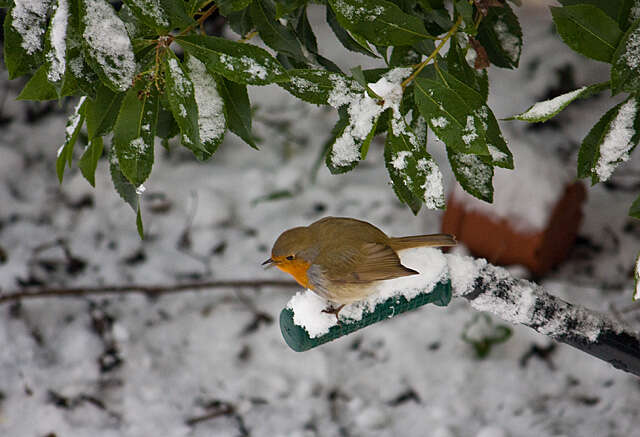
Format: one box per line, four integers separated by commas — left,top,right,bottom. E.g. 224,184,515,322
389,233,457,250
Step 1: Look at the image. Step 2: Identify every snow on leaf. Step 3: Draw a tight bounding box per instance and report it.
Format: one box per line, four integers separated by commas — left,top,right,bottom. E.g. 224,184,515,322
11,0,52,55
46,0,68,84
593,97,639,183
82,0,136,92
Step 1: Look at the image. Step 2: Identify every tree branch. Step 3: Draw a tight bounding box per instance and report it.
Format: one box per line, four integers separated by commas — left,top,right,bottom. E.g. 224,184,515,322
451,257,640,377
0,280,300,304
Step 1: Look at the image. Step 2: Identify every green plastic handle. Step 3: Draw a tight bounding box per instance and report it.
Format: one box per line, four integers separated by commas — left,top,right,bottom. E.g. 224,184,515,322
280,280,452,352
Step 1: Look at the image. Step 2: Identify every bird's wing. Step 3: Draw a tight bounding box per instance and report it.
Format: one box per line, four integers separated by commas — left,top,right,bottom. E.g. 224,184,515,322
322,243,418,283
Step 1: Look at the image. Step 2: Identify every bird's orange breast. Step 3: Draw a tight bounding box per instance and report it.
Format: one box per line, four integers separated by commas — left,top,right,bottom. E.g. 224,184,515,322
276,259,312,289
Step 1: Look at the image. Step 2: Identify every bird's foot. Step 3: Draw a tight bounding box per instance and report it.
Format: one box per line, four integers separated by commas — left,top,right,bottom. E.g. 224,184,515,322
322,304,345,325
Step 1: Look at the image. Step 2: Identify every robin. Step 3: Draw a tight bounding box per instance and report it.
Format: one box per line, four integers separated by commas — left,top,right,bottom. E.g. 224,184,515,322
263,217,456,314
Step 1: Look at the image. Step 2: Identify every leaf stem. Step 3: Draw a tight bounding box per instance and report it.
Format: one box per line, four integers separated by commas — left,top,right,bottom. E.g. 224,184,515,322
401,15,463,90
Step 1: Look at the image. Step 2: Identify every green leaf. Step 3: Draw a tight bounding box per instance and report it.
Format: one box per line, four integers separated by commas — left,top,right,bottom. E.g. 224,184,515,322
612,19,640,94
56,97,88,183
112,84,159,186
274,0,306,18
228,8,254,38
484,109,513,169
446,37,488,101
558,0,628,26
163,52,208,158
186,55,227,156
477,2,522,68
384,140,423,214
577,97,640,184
511,81,610,122
218,0,253,16
63,2,100,97
328,0,431,46
119,4,155,39
43,0,71,96
630,194,640,219
448,150,494,202
3,2,49,79
280,69,341,104
121,0,171,31
414,73,490,156
16,65,58,101
177,34,289,85
326,5,377,57
454,0,473,26
294,6,317,53
389,45,422,67
250,0,306,62
85,84,126,139
325,107,362,174
136,205,145,239
550,5,622,63
158,0,195,28
78,136,104,187
385,115,445,210
109,151,139,211
216,75,258,149
79,0,136,92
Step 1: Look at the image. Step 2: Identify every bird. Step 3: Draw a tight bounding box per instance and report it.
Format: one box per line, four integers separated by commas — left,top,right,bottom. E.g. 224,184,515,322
263,217,456,314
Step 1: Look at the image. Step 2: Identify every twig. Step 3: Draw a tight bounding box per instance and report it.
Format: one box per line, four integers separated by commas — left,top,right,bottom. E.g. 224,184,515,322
401,15,463,90
0,280,300,304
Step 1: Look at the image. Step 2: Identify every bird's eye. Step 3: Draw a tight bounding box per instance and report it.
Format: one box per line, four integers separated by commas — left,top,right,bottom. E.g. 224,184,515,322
286,255,295,261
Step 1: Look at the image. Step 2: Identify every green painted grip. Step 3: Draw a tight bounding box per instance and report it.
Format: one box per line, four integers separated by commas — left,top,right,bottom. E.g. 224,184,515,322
280,280,452,352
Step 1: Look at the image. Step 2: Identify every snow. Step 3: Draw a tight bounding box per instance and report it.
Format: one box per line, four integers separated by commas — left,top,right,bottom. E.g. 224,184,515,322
1,5,640,437
167,58,192,96
462,115,478,145
46,0,68,83
82,0,136,91
431,116,449,128
186,56,226,146
594,98,638,182
516,86,585,121
128,0,169,27
452,138,569,233
635,254,640,300
10,0,51,55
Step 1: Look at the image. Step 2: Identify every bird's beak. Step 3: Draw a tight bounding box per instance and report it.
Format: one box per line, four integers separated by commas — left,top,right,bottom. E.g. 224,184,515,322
262,258,275,267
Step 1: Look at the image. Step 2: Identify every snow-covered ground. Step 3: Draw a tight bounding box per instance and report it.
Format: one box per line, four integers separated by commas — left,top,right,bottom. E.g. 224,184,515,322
1,4,640,437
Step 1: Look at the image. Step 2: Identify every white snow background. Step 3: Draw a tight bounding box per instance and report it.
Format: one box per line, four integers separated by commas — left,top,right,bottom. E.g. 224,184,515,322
1,4,640,437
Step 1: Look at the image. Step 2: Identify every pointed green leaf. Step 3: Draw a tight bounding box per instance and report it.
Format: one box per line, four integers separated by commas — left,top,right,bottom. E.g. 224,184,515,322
121,0,170,31
250,0,306,62
558,0,629,27
389,45,422,67
550,5,622,63
446,38,488,101
80,0,136,92
326,5,378,57
216,75,258,149
177,34,288,85
280,70,339,105
414,74,490,156
109,151,138,211
328,0,432,46
17,65,58,101
136,205,144,239
512,81,610,122
56,97,88,183
484,108,513,169
186,55,227,156
85,84,126,139
448,150,494,202
3,1,50,79
612,18,640,94
158,0,195,28
78,136,104,187
577,97,640,184
218,0,253,16
477,2,522,68
43,0,70,96
112,84,159,186
385,115,445,210
226,7,254,36
163,52,207,158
